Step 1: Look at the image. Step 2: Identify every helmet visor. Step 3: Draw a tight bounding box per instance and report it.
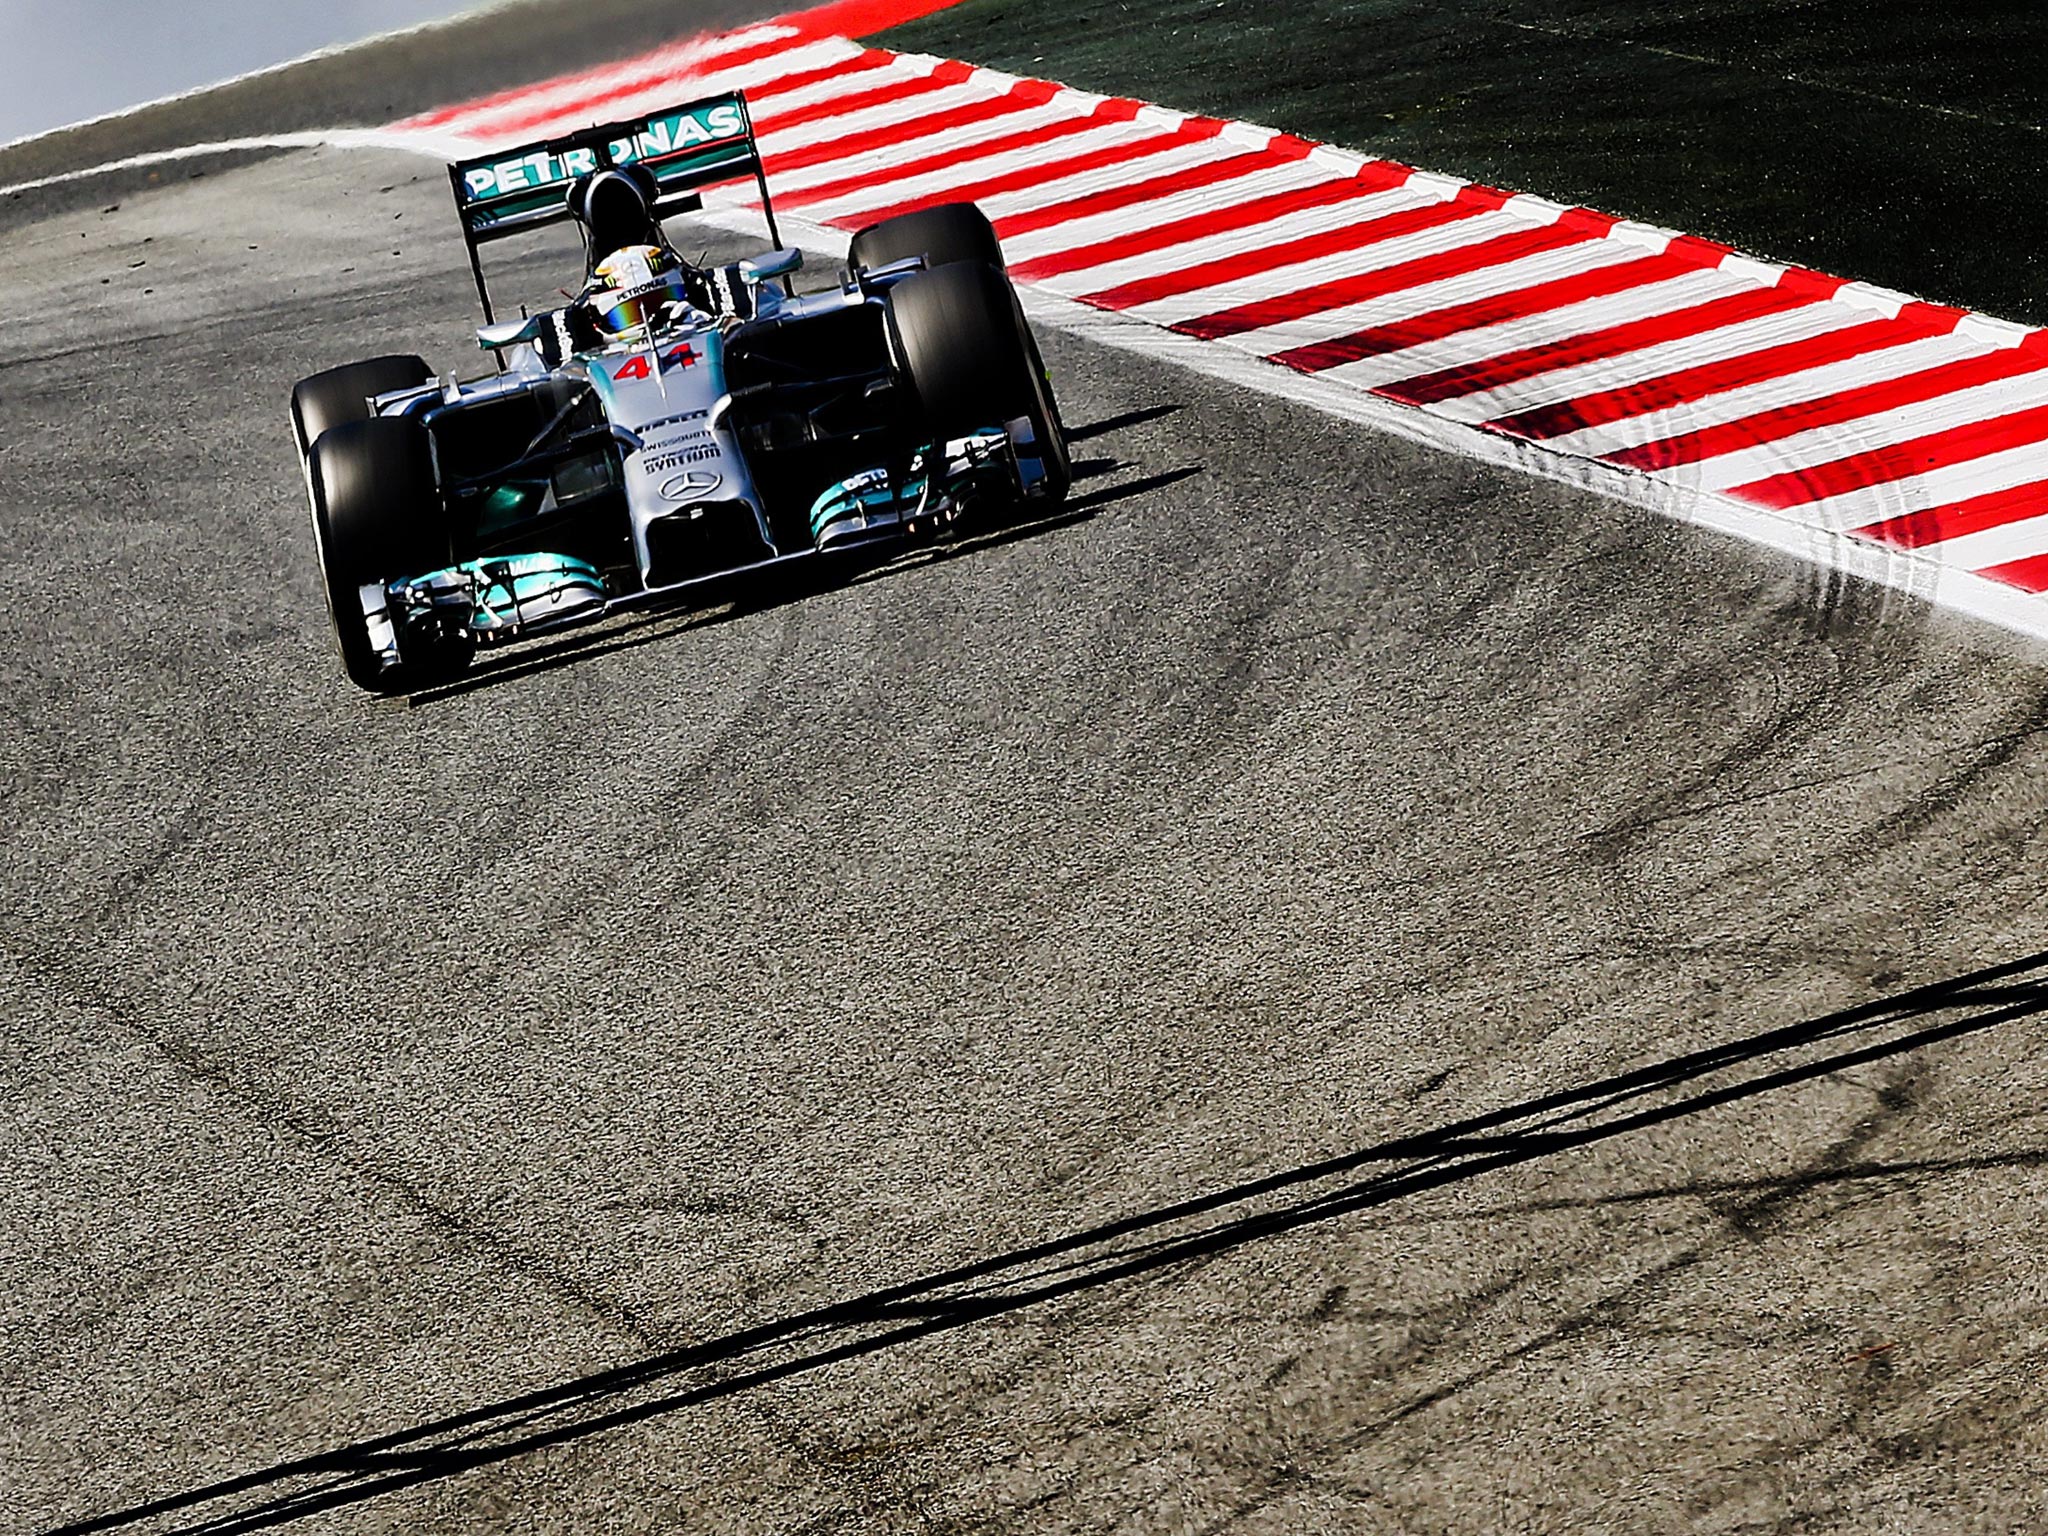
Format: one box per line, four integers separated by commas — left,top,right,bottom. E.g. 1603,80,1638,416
592,266,690,336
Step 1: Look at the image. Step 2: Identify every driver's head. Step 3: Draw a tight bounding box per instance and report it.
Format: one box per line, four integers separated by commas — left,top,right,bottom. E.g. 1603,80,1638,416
588,244,691,337
569,167,662,267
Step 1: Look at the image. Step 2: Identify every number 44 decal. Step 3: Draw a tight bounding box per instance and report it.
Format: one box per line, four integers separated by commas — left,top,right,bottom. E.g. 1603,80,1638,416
613,343,698,382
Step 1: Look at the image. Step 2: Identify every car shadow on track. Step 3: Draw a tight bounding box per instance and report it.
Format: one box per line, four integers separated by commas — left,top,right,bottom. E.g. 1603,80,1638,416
56,949,2048,1535
1061,403,1184,443
400,437,1196,707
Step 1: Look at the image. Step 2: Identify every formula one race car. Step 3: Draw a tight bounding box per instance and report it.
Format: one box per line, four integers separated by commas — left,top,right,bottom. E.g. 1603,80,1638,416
290,92,1069,693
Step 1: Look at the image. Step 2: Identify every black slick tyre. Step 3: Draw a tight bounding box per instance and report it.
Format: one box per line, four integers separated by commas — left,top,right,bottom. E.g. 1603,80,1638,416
849,202,1004,275
307,417,463,693
886,261,1070,502
291,355,432,458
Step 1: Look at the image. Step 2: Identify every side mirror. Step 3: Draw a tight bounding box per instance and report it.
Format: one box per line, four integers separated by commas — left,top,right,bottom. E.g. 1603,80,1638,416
477,313,548,350
739,248,803,286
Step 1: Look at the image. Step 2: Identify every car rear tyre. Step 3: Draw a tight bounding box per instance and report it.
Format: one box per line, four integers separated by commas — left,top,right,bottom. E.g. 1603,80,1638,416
291,354,432,457
308,417,467,693
886,261,1070,503
849,202,1004,275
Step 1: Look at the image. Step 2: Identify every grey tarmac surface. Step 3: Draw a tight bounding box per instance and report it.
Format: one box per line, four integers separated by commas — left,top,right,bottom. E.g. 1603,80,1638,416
9,9,2048,1536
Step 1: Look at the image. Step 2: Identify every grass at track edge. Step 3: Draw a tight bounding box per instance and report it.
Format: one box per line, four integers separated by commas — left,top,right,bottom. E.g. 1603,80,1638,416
878,0,2048,327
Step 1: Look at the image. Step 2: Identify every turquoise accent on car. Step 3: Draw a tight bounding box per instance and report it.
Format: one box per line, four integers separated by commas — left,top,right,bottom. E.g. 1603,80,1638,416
809,459,931,550
806,430,1016,551
392,553,608,638
478,481,546,533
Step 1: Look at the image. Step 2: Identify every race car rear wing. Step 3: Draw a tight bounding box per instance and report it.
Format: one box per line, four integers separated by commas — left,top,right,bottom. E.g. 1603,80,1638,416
446,91,782,323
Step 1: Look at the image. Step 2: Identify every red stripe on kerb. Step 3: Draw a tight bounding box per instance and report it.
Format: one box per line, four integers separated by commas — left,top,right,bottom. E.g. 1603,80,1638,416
785,99,1142,209
459,42,893,142
745,46,898,101
1271,246,1717,374
1386,284,1822,409
1180,206,1616,342
988,148,1298,242
1975,542,2048,591
779,0,973,36
839,117,1228,228
1008,162,1412,284
1085,182,1511,313
754,58,974,136
398,28,809,132
1606,333,2048,474
1727,397,2048,509
398,2,980,133
1508,311,1950,449
763,79,1061,176
1852,479,2048,551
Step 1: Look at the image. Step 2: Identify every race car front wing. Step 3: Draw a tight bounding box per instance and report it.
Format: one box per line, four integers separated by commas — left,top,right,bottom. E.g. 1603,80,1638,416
352,420,1057,681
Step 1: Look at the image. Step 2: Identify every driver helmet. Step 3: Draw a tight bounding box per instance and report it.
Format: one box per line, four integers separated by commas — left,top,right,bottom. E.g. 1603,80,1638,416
588,244,692,338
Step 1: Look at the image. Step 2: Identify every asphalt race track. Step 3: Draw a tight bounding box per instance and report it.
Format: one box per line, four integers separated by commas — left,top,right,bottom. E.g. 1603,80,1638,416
10,6,2048,1533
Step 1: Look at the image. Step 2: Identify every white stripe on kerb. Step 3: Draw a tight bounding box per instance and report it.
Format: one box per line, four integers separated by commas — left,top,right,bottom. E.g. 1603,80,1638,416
1772,442,2048,544
786,118,1162,222
1212,238,1646,360
753,76,1013,158
770,99,1094,194
1117,205,1549,328
1433,305,1863,426
1000,164,1399,262
416,24,807,135
1028,172,1393,292
1322,271,1737,394
429,35,859,145
1685,370,2048,493
1917,484,2048,570
794,117,1178,222
1541,333,1983,458
937,138,1253,224
454,44,873,147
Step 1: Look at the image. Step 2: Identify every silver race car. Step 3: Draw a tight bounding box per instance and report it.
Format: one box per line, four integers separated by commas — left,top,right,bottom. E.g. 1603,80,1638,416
290,92,1070,693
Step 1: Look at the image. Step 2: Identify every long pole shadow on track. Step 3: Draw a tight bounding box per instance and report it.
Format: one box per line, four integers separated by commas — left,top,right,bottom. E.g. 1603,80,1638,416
55,950,2048,1535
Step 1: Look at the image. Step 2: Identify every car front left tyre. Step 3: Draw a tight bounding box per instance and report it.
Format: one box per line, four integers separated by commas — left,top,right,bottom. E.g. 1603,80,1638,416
307,417,468,694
